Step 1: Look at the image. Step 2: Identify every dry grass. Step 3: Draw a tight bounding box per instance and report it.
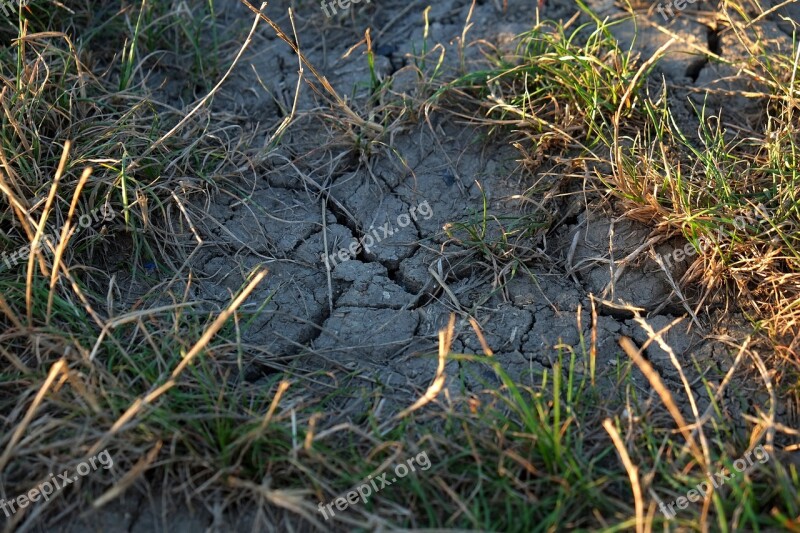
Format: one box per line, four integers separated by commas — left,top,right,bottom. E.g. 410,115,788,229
434,1,800,360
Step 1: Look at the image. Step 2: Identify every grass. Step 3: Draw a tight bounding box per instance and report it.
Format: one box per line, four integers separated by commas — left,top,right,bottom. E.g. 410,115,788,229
0,0,798,531
432,0,800,361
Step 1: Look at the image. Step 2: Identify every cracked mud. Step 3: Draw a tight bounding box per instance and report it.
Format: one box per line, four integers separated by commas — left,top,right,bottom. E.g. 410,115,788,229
130,0,785,427
84,0,798,434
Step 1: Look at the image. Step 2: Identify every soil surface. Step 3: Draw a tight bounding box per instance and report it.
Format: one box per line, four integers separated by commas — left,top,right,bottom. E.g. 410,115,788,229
167,0,765,408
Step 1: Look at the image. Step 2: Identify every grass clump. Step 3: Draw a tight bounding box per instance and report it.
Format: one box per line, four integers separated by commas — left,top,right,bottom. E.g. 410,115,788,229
0,1,266,529
440,3,800,364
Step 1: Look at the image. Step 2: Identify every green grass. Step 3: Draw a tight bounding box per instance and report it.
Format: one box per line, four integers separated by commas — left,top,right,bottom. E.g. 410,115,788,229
432,2,800,356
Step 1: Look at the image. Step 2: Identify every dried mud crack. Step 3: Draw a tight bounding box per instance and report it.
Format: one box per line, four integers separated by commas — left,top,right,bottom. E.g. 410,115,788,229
178,0,756,419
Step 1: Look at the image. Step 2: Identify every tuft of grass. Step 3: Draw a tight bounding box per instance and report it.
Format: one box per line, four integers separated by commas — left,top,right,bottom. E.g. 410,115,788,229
424,13,650,287
430,14,644,151
432,2,800,366
609,41,800,358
